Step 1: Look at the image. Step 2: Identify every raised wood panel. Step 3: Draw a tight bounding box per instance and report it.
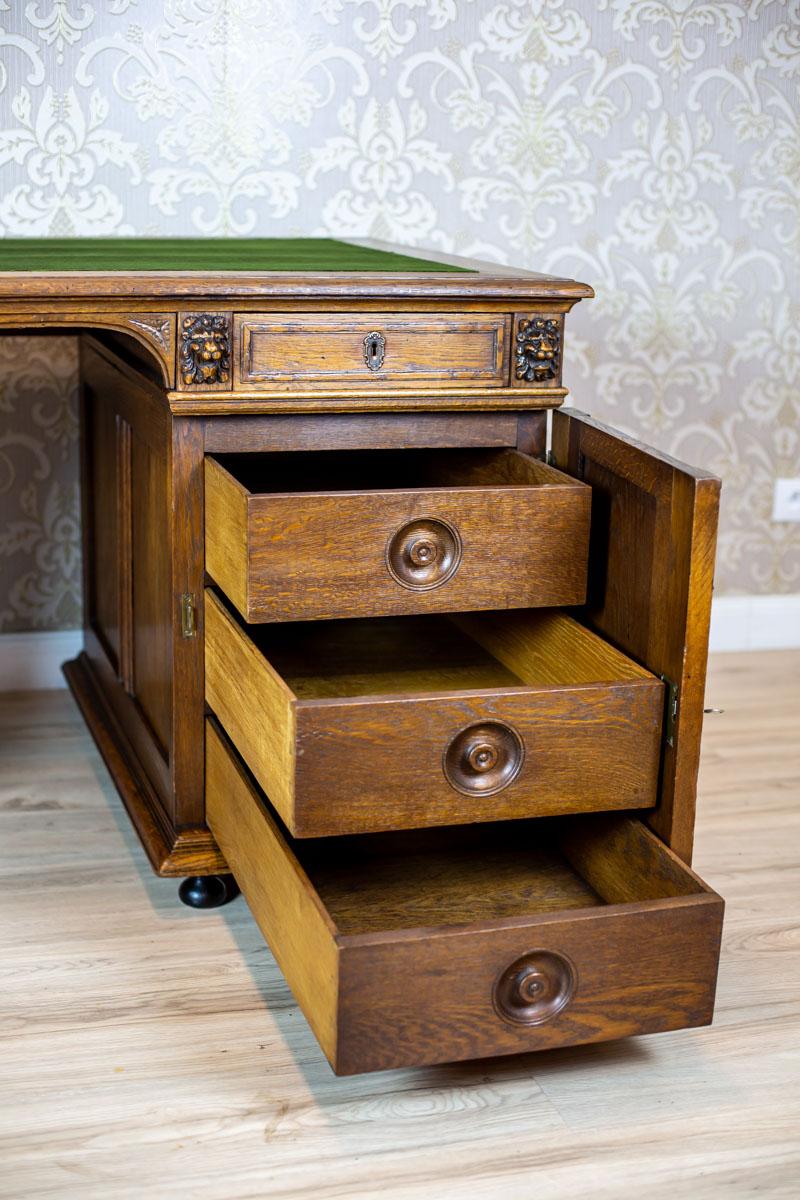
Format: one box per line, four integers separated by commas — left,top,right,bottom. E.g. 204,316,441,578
551,409,721,864
85,387,121,673
235,312,511,389
116,414,134,694
79,339,177,827
131,431,172,758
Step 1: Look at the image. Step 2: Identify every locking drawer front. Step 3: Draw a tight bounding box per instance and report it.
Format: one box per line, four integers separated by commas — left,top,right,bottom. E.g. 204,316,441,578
204,590,664,837
204,448,591,623
234,312,510,389
206,720,724,1075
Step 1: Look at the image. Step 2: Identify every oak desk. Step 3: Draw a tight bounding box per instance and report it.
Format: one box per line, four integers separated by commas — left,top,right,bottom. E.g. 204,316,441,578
0,237,723,1074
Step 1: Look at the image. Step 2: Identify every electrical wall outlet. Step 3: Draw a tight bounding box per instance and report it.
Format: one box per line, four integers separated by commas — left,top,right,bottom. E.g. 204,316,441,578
772,478,800,522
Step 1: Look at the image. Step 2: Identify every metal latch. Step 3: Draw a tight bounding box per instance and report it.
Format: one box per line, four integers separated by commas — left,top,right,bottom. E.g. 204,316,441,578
180,593,197,638
660,674,678,747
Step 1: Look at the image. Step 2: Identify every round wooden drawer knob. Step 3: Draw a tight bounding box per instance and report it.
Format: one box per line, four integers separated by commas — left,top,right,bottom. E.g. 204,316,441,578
443,720,524,796
493,950,576,1026
386,517,462,591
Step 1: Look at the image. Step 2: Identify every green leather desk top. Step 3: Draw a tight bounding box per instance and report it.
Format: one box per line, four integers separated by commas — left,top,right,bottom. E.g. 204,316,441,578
0,238,472,274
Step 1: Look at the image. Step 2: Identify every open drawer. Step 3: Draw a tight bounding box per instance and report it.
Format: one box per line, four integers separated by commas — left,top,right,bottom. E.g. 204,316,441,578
205,589,664,837
206,720,724,1075
204,447,591,622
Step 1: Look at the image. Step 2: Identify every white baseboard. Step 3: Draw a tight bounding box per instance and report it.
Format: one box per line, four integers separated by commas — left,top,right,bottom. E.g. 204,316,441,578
0,597,798,690
0,629,83,691
708,594,800,652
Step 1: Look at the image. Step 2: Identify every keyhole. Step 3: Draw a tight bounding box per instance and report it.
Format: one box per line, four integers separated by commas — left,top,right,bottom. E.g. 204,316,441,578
364,331,386,372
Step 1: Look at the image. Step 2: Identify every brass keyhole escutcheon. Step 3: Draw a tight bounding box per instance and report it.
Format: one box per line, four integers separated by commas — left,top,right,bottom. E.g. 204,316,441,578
364,330,386,372
493,950,576,1026
386,517,462,591
443,720,524,796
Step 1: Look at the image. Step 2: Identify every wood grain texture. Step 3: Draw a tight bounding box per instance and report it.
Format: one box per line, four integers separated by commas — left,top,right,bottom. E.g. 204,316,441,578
168,415,207,828
204,724,722,1076
551,409,720,864
202,411,521,454
166,386,568,416
334,900,721,1076
79,337,211,837
515,410,548,457
205,721,339,1060
1,651,797,1197
204,448,591,622
453,608,655,685
204,589,296,826
204,456,250,622
80,341,174,814
204,599,663,837
236,311,511,389
115,415,134,694
0,308,175,383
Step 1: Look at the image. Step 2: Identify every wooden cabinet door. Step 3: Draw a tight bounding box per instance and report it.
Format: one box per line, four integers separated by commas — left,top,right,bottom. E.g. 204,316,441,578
551,409,720,863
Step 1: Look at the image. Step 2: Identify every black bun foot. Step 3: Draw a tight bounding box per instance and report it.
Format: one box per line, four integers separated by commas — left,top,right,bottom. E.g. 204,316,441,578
178,874,240,909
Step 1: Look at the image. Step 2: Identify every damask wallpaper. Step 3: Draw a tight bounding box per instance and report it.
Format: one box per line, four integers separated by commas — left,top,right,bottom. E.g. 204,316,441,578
0,0,798,632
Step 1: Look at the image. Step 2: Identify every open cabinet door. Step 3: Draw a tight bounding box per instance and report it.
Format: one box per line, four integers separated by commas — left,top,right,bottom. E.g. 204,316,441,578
551,409,720,863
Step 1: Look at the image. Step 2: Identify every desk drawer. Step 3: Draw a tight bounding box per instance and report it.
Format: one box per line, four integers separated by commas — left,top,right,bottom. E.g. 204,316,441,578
234,312,510,389
206,720,724,1075
205,448,591,622
204,590,664,837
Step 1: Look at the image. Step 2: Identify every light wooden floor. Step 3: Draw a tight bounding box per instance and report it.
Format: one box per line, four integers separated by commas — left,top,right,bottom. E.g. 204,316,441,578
1,652,799,1200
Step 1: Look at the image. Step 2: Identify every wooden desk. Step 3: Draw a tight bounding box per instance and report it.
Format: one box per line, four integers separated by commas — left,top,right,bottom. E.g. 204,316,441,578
0,237,723,1074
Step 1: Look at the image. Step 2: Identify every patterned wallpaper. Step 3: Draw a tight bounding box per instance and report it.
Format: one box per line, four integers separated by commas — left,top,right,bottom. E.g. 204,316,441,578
0,0,798,631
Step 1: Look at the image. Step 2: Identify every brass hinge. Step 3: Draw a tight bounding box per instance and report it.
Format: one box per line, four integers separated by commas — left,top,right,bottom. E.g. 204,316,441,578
180,593,197,638
660,674,678,747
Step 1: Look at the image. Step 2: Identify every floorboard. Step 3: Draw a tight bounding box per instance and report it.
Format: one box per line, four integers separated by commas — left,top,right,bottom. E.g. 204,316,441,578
0,653,798,1199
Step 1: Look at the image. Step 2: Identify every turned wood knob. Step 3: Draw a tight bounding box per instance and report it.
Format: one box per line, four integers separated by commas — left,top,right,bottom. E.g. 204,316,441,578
386,517,462,591
443,720,524,796
493,950,576,1025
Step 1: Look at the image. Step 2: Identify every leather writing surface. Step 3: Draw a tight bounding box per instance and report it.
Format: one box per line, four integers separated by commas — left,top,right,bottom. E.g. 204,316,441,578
0,237,473,273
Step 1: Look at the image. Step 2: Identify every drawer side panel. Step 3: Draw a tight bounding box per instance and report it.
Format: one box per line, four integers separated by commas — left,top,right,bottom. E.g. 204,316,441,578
205,722,340,1063
204,590,297,826
204,458,249,617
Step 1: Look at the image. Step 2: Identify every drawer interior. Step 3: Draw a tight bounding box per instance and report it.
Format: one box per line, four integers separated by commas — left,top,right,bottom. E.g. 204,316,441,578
278,814,710,937
209,446,579,496
227,606,655,701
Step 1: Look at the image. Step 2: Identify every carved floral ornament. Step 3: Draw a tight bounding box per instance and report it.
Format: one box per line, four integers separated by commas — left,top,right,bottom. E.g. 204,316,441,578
515,317,561,384
180,314,231,386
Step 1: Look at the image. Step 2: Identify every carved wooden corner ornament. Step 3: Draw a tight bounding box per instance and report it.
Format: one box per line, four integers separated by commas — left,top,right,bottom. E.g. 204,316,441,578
180,313,231,386
514,316,561,384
